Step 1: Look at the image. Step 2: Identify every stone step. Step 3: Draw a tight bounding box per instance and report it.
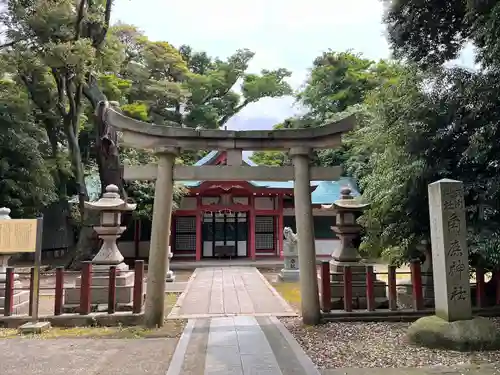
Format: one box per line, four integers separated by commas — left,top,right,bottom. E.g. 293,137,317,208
0,299,30,315
74,272,136,287
0,291,30,307
64,281,145,305
0,280,24,297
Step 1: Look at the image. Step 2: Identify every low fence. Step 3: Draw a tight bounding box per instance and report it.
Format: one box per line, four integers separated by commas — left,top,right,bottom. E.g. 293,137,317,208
0,260,145,327
318,260,500,321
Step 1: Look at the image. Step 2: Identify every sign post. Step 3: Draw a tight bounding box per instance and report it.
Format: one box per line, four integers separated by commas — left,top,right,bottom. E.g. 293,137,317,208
31,218,44,324
0,217,49,333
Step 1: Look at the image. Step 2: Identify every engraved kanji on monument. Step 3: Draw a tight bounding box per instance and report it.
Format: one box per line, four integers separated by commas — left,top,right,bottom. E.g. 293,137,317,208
428,179,472,321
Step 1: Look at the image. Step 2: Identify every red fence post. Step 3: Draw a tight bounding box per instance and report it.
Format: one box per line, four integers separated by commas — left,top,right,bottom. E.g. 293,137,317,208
366,265,375,311
410,260,423,311
320,261,332,312
54,267,64,316
108,266,117,314
29,267,35,316
476,267,485,308
80,262,92,315
343,266,352,312
388,265,397,311
3,267,14,317
133,260,144,314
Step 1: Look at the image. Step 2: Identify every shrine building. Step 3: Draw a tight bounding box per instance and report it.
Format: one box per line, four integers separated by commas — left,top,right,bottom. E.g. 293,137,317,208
119,150,360,261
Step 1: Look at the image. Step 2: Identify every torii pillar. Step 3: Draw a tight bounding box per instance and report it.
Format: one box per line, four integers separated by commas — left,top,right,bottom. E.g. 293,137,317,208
144,147,178,328
290,147,321,325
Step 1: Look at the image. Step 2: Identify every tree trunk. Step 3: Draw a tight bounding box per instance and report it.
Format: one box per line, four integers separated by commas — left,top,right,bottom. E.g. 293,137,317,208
95,103,124,197
64,118,88,212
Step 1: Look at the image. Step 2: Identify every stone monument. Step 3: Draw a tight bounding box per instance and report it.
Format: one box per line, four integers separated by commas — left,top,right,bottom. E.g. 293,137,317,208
322,187,387,308
0,207,30,315
64,185,141,310
279,227,300,281
428,179,471,321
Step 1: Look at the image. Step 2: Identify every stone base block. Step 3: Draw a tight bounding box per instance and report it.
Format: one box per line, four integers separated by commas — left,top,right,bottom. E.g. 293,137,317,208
19,321,51,334
407,316,500,350
278,269,300,282
329,280,388,309
64,272,144,311
0,290,30,315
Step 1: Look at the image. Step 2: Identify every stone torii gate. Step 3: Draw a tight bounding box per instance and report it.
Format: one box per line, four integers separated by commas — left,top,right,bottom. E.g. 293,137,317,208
97,102,354,327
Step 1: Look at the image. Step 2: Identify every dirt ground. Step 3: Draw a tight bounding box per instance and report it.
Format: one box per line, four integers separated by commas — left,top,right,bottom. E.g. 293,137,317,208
0,291,186,339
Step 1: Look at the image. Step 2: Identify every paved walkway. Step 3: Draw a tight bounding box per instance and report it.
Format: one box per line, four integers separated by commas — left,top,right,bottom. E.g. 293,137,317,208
0,337,178,375
168,267,296,319
167,316,320,375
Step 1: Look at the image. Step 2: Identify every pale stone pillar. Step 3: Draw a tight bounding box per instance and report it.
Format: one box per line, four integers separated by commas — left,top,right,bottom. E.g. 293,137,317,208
144,148,178,328
428,179,471,322
290,147,320,325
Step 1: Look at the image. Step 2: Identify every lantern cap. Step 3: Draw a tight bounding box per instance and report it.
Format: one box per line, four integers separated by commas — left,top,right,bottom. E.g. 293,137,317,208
321,185,370,211
84,184,137,211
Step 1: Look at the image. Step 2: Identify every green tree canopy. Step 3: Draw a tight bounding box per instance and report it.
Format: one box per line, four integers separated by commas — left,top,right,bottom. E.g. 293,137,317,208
0,74,57,217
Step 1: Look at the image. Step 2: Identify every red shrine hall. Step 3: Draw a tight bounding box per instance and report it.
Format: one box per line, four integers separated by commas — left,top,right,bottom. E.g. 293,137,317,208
120,151,360,261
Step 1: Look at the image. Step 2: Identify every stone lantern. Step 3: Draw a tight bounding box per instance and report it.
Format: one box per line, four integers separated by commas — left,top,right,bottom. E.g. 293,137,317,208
86,184,136,271
322,187,387,307
64,185,140,310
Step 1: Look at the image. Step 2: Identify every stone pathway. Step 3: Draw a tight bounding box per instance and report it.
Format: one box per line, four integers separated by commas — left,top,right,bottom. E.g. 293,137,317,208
167,316,320,375
168,267,296,319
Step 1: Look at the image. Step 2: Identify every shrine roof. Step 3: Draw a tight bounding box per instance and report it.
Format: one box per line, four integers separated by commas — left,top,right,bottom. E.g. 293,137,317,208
181,151,360,202
194,150,257,166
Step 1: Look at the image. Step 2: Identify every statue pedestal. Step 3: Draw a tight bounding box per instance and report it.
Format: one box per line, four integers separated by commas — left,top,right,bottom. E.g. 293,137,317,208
64,262,144,312
329,260,388,309
279,229,299,282
278,268,300,282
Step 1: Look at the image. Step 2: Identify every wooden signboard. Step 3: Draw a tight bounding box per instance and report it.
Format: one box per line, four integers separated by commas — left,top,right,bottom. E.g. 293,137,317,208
0,219,39,253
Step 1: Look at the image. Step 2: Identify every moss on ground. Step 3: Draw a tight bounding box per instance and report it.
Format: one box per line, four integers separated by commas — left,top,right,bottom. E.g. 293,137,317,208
407,315,500,351
272,281,301,311
0,292,184,340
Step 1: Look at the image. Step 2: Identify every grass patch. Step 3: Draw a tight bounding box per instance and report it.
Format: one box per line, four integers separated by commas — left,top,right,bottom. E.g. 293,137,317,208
272,281,302,311
0,292,185,340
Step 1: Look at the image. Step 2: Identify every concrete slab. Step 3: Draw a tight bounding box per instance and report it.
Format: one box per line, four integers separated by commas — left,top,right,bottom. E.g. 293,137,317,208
168,267,296,319
18,321,51,334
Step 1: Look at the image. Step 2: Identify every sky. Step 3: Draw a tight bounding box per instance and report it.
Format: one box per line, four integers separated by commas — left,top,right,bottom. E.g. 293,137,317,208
111,0,475,130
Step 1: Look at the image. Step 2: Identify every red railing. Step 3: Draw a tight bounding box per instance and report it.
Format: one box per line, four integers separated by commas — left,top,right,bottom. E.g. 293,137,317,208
319,260,500,316
0,260,145,318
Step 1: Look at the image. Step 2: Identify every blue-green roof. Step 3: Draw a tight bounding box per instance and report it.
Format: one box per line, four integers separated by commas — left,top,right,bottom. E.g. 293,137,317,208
182,151,360,203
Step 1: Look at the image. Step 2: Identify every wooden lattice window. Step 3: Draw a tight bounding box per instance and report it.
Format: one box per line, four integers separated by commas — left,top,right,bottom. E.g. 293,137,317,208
255,216,274,250
174,216,196,251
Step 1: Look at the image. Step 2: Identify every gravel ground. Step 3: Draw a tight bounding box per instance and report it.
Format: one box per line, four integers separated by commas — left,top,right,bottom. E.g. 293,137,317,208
281,317,500,369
